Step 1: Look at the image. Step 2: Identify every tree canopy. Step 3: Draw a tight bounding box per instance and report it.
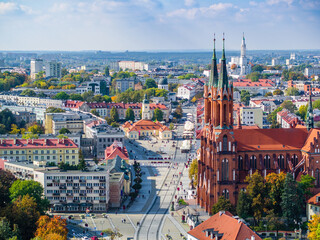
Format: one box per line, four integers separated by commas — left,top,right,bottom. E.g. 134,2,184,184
153,108,163,121
144,78,157,89
125,108,135,122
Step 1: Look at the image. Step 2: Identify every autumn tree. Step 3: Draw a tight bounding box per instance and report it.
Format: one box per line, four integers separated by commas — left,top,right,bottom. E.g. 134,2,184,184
103,228,123,240
90,109,100,117
285,87,300,96
27,123,44,134
6,195,40,240
265,172,286,215
211,196,235,215
245,171,266,225
273,89,284,96
308,214,320,240
9,180,49,214
280,100,296,113
35,215,67,240
188,159,198,188
10,124,20,134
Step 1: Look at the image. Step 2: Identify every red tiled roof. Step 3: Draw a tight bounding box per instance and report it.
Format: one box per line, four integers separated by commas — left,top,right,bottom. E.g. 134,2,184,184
233,79,275,88
188,211,262,240
302,129,320,152
233,128,308,151
123,120,170,133
307,192,320,206
105,141,129,160
0,138,78,149
87,102,167,110
64,100,85,109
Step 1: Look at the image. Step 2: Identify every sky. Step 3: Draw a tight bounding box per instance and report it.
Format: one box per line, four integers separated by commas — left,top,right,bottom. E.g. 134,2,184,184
0,0,319,51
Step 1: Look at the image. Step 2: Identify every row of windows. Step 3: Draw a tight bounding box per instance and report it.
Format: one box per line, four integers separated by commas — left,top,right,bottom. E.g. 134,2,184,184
0,149,77,154
47,182,105,187
48,196,106,201
47,189,105,194
47,175,105,180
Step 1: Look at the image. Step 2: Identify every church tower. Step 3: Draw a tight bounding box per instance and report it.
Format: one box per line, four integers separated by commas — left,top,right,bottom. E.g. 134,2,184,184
142,94,151,120
307,89,314,131
199,35,237,212
239,33,251,76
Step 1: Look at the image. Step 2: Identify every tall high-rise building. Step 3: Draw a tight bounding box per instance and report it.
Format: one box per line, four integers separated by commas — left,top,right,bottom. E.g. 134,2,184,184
30,59,43,79
239,33,251,76
45,61,62,78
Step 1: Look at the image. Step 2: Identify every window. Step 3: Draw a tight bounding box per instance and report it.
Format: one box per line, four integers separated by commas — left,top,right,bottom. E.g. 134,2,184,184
221,159,229,181
250,155,257,170
292,155,298,167
222,189,229,199
222,135,228,152
238,156,243,170
278,155,285,169
316,169,320,187
264,155,271,169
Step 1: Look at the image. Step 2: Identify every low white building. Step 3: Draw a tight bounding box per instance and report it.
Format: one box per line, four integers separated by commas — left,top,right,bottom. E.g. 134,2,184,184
177,84,196,100
3,161,110,213
240,107,263,128
307,193,320,220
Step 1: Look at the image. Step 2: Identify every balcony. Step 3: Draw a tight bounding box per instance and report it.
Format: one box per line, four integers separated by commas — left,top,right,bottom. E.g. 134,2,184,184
52,179,60,183
99,186,106,189
86,186,93,189
53,193,60,196
99,193,105,196
79,180,86,183
59,185,66,189
66,179,73,183
99,200,106,203
73,200,80,203
73,186,80,190
99,179,106,182
80,193,86,196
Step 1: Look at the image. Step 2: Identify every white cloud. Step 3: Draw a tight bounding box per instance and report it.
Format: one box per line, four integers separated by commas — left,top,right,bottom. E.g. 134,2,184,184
167,3,234,19
0,2,32,15
266,0,294,6
184,0,196,7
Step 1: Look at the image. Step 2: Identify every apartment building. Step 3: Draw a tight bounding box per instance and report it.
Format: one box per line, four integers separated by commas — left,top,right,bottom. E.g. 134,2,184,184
115,78,135,92
118,61,147,71
0,138,79,166
177,84,196,100
0,94,64,108
3,161,110,213
30,59,43,80
45,112,89,134
85,121,125,159
45,61,62,78
13,111,36,124
240,107,263,128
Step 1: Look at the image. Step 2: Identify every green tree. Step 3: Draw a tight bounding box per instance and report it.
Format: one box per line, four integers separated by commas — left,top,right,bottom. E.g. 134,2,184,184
0,218,21,240
125,108,135,121
0,170,16,208
280,100,296,113
251,65,264,73
61,68,68,77
297,104,308,120
285,87,300,96
267,107,282,128
81,91,94,102
245,171,266,225
240,90,251,105
281,173,303,228
169,123,174,130
104,95,112,103
110,107,119,123
102,228,123,240
46,107,66,113
153,108,164,121
188,159,198,188
273,89,284,96
211,196,235,215
298,174,315,200
69,93,83,101
78,158,87,171
9,180,49,214
59,128,71,134
265,92,273,97
173,105,183,119
265,172,286,215
0,109,16,132
90,109,100,117
104,66,110,76
20,89,36,97
53,92,69,100
247,72,261,82
313,100,320,110
236,191,252,219
144,78,157,89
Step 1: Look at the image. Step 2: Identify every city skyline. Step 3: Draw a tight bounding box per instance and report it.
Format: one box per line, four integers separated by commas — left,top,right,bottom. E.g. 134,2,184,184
0,0,319,51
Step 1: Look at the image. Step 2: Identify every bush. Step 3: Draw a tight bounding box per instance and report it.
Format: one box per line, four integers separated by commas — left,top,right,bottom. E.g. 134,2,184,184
178,199,188,206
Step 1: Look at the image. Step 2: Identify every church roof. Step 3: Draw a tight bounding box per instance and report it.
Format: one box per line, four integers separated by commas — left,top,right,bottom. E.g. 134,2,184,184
301,128,320,152
158,78,168,85
233,128,309,151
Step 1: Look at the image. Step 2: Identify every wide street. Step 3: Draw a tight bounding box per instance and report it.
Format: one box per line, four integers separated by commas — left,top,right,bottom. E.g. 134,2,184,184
65,103,199,240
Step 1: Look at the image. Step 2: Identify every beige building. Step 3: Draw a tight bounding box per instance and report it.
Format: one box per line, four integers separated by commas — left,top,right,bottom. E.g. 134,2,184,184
240,107,263,128
45,112,85,134
307,193,320,220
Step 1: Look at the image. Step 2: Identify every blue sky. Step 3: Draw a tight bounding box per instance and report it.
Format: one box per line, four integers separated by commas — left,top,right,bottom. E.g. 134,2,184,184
0,0,319,51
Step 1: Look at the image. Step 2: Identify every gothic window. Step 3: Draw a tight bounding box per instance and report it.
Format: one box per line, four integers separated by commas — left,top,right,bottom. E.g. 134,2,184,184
217,103,221,126
264,155,271,169
238,156,243,170
222,135,228,152
291,154,298,167
221,159,229,181
278,155,285,169
316,169,320,187
223,104,227,124
250,155,257,170
222,189,229,199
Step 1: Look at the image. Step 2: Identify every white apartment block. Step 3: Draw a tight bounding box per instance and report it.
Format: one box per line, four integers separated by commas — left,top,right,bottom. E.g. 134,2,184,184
0,94,64,108
30,59,43,79
118,61,147,71
240,107,263,128
305,67,320,77
177,84,196,100
45,61,62,78
3,161,110,213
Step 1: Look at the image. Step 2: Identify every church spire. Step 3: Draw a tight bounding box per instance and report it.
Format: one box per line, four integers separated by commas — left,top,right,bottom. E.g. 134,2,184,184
218,33,228,90
307,88,314,131
209,34,218,87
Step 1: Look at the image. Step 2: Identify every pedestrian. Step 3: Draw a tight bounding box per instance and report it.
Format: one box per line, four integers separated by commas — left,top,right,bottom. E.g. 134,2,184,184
124,219,126,223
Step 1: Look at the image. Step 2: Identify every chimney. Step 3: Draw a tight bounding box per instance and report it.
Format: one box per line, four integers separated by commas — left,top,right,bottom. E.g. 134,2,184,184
219,211,224,216
32,139,34,144
13,139,16,145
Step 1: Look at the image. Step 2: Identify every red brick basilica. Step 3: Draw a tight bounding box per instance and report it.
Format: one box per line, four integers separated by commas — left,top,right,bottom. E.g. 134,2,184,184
197,36,320,213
